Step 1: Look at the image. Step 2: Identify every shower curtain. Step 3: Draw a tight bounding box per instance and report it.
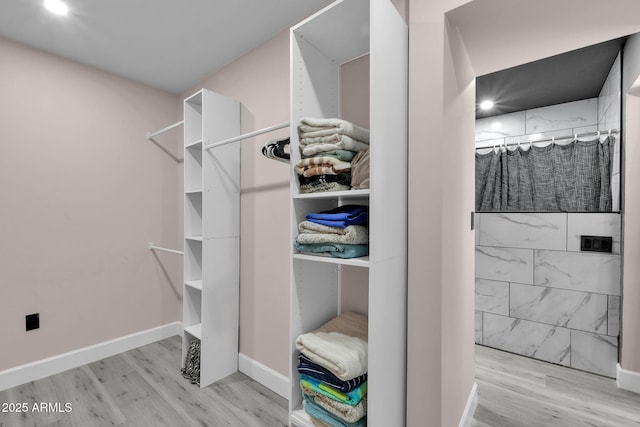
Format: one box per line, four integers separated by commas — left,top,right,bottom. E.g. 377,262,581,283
475,136,613,212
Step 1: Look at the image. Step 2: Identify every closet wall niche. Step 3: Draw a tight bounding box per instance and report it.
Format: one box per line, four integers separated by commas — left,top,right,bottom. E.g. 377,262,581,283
288,0,408,426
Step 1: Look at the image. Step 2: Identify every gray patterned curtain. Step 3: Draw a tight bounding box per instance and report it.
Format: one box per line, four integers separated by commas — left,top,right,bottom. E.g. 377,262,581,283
475,136,613,212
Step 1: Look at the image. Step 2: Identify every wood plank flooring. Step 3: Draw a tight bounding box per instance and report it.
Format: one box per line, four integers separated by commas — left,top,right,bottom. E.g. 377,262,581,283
473,344,640,427
3,338,640,426
0,336,288,427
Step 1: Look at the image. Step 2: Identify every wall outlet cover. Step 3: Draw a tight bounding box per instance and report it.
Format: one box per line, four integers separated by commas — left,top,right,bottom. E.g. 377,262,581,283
26,313,39,331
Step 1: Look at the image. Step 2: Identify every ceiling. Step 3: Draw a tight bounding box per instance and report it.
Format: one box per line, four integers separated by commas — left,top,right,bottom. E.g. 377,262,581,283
476,37,627,118
0,0,333,94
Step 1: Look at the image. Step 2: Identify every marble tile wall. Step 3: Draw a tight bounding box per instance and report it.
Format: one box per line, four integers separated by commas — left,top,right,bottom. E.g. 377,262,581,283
598,53,621,211
475,212,621,377
476,99,597,144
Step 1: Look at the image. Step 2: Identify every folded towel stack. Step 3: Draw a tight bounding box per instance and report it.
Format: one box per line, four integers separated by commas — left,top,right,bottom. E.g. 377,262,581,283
295,205,369,259
296,312,369,427
296,118,370,193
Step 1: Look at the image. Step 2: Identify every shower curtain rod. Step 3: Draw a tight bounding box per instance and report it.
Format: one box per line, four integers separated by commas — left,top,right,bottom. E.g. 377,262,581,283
476,128,619,150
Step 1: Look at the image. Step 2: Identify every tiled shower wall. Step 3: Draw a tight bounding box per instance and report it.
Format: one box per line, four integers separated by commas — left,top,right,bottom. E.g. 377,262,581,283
475,51,622,210
598,52,622,210
474,213,621,377
473,55,623,377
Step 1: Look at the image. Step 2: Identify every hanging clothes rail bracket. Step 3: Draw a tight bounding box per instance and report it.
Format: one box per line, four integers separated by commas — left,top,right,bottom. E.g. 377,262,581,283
148,242,184,256
146,120,184,141
204,121,289,151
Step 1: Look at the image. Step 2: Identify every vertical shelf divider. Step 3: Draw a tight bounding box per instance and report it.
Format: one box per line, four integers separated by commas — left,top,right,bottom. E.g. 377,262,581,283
182,89,241,388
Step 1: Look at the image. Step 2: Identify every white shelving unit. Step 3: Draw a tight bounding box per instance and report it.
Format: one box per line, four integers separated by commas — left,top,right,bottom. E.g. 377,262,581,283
183,89,241,388
288,0,408,426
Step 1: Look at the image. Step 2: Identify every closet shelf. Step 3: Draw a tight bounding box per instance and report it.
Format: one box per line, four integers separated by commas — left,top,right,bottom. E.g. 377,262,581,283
184,323,202,339
290,408,313,427
186,139,203,149
185,235,203,242
293,189,370,200
185,189,203,195
293,253,370,268
185,280,203,291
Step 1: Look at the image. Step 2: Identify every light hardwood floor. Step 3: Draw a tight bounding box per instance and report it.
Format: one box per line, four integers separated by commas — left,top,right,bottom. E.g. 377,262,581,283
0,336,288,427
3,338,640,426
473,344,640,427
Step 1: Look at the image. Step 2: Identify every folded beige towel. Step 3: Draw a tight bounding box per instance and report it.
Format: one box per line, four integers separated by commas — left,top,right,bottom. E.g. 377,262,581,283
298,117,370,143
301,140,369,156
297,221,368,245
296,312,368,381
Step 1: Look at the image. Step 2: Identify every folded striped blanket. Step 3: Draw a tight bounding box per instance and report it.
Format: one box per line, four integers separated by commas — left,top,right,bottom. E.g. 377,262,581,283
295,156,351,177
303,394,367,427
298,353,367,393
301,374,367,406
303,390,367,423
298,117,370,143
297,222,368,245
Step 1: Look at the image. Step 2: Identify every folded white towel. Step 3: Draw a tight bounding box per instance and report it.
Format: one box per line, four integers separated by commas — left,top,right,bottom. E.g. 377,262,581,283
297,222,369,245
301,138,370,156
298,117,370,143
296,331,368,381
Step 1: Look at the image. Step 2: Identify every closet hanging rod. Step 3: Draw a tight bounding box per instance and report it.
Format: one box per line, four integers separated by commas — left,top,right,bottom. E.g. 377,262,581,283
146,120,184,140
204,121,290,151
476,128,619,150
148,242,184,255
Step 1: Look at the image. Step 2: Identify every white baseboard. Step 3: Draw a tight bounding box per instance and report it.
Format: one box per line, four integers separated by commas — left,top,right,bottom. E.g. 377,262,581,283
238,352,290,400
617,363,640,394
0,322,182,392
459,382,478,427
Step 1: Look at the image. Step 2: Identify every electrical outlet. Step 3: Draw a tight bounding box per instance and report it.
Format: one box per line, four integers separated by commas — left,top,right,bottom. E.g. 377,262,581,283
580,235,613,253
26,313,39,331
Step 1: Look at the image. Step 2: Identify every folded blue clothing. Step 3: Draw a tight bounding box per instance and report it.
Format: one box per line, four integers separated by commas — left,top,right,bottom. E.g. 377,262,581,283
304,394,367,427
295,242,369,259
298,353,367,393
306,205,368,228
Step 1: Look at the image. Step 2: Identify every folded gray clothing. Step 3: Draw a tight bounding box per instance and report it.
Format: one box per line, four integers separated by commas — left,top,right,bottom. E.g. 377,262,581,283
297,221,369,245
298,117,370,143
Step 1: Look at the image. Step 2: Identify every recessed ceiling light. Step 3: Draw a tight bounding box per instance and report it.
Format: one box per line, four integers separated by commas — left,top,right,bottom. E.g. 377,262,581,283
44,0,68,16
479,100,494,110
